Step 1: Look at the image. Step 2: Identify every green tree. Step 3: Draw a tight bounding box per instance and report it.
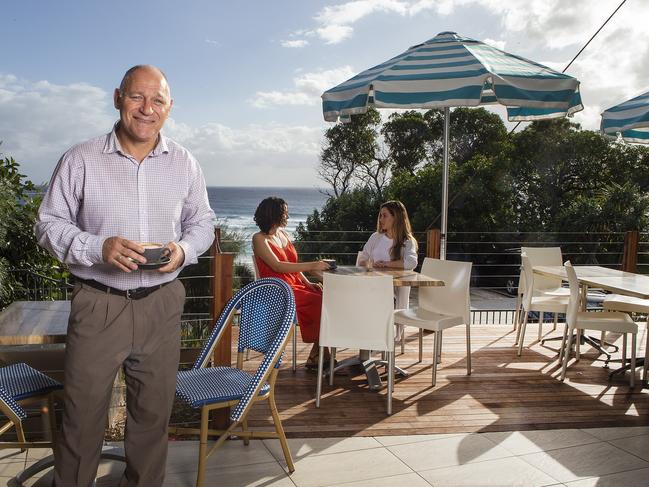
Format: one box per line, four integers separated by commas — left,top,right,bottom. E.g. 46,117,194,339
425,107,509,165
509,119,649,233
381,110,430,175
0,152,62,309
318,108,388,198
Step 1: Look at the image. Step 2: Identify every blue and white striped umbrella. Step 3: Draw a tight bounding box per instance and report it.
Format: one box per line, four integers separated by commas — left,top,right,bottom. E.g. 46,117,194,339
322,31,583,123
601,90,649,144
321,31,583,258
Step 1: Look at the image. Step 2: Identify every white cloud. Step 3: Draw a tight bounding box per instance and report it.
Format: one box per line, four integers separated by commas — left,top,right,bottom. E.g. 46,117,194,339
280,39,309,48
250,66,355,108
0,74,325,187
482,38,506,51
165,120,323,186
0,74,112,184
315,24,354,44
313,0,407,44
306,0,638,52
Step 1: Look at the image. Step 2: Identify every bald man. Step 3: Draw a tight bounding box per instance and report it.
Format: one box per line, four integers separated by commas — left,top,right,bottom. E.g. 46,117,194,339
36,65,215,486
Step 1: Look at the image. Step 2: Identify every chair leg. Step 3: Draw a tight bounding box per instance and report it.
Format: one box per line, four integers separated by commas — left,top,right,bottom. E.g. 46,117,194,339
269,392,295,472
15,421,27,453
437,330,443,363
644,317,649,384
553,313,558,332
558,323,569,364
622,333,627,365
196,407,209,487
561,330,574,381
517,313,529,357
538,312,544,341
401,326,405,355
315,346,325,408
329,347,336,386
418,329,423,363
465,323,471,376
630,332,637,389
432,331,439,386
576,329,581,361
387,351,394,415
292,323,297,373
513,294,521,332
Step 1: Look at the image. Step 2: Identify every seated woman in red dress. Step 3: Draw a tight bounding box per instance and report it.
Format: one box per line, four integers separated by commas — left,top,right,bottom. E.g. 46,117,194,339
252,197,332,368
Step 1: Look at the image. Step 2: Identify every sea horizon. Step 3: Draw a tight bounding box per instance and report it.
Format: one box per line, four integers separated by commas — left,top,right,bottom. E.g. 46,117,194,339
207,186,329,263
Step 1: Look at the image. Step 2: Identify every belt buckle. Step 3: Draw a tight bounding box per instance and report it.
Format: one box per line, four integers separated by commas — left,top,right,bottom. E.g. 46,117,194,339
125,289,135,300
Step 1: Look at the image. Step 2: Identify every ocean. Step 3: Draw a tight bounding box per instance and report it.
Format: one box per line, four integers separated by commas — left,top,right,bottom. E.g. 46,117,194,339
207,186,328,261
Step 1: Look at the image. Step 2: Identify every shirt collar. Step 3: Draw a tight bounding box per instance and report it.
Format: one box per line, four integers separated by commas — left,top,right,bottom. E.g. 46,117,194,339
103,122,169,157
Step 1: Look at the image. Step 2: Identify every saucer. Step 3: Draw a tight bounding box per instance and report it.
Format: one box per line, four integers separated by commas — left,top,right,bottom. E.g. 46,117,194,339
129,256,171,270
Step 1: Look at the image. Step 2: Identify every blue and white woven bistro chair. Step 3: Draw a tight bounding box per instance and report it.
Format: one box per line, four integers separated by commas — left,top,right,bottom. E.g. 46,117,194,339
0,362,62,451
170,278,296,487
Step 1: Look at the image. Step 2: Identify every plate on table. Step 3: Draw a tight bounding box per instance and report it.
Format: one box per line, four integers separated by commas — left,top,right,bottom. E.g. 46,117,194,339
129,256,171,270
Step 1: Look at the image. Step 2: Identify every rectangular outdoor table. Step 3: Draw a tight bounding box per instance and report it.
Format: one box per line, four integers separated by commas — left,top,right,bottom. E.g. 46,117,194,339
533,265,649,299
314,266,445,389
534,265,649,379
0,300,70,345
314,265,445,288
0,300,126,484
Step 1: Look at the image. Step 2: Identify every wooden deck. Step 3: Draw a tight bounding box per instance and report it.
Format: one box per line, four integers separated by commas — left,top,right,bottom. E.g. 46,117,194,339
240,323,649,437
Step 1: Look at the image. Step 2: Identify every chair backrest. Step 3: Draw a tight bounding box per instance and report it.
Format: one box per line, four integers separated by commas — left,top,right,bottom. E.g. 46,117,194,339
564,261,581,331
192,278,296,422
517,268,526,298
520,247,563,291
0,385,27,421
419,258,472,324
520,254,535,310
320,273,395,351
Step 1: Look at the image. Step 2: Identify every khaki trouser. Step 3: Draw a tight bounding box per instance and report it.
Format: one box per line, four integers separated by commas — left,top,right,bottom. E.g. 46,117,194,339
53,279,185,487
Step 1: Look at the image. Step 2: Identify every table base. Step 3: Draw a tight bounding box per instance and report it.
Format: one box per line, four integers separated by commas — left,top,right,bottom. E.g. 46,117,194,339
541,333,619,363
330,354,408,391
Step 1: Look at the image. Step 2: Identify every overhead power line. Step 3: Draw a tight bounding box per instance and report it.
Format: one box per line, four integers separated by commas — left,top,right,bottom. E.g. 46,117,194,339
509,0,627,134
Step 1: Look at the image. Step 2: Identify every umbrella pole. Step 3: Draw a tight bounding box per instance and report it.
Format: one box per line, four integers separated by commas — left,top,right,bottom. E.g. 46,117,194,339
441,106,450,260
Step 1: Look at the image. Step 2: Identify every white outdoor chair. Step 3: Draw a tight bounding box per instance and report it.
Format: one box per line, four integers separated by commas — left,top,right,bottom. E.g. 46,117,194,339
356,251,409,354
393,258,472,386
517,247,569,342
252,255,298,372
517,254,569,357
316,272,396,414
603,294,649,382
561,261,637,387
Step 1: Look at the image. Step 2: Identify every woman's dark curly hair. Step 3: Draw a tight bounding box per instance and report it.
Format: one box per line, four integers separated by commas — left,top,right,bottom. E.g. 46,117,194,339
254,197,287,234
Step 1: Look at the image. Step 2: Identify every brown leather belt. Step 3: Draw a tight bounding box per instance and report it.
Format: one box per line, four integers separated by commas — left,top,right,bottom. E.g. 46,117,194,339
79,279,171,300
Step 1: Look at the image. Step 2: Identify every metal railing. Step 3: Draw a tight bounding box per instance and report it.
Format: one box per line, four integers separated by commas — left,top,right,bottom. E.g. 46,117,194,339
5,231,640,346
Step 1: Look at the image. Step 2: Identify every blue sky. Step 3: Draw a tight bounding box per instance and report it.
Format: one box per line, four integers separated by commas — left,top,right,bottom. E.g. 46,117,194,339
2,0,648,187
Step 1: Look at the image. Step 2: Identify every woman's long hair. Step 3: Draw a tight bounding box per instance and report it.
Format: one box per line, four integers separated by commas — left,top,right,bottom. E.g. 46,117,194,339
375,200,418,261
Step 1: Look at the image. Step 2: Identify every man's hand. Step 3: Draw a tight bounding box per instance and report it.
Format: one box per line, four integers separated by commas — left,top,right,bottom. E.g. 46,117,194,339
103,237,145,273
157,242,185,273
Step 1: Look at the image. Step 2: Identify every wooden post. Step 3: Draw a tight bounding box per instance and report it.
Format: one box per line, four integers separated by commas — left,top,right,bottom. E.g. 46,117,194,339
427,229,441,259
210,228,235,428
622,230,639,273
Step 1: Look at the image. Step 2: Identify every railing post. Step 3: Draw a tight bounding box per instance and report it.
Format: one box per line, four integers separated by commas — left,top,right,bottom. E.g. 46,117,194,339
210,228,234,363
427,229,441,259
210,228,234,428
622,230,639,273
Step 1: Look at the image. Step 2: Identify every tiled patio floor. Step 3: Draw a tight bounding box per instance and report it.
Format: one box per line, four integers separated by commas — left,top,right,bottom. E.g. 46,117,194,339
4,426,649,486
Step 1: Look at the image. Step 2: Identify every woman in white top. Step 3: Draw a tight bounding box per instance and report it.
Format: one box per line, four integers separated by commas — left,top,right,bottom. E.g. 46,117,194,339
358,201,418,342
